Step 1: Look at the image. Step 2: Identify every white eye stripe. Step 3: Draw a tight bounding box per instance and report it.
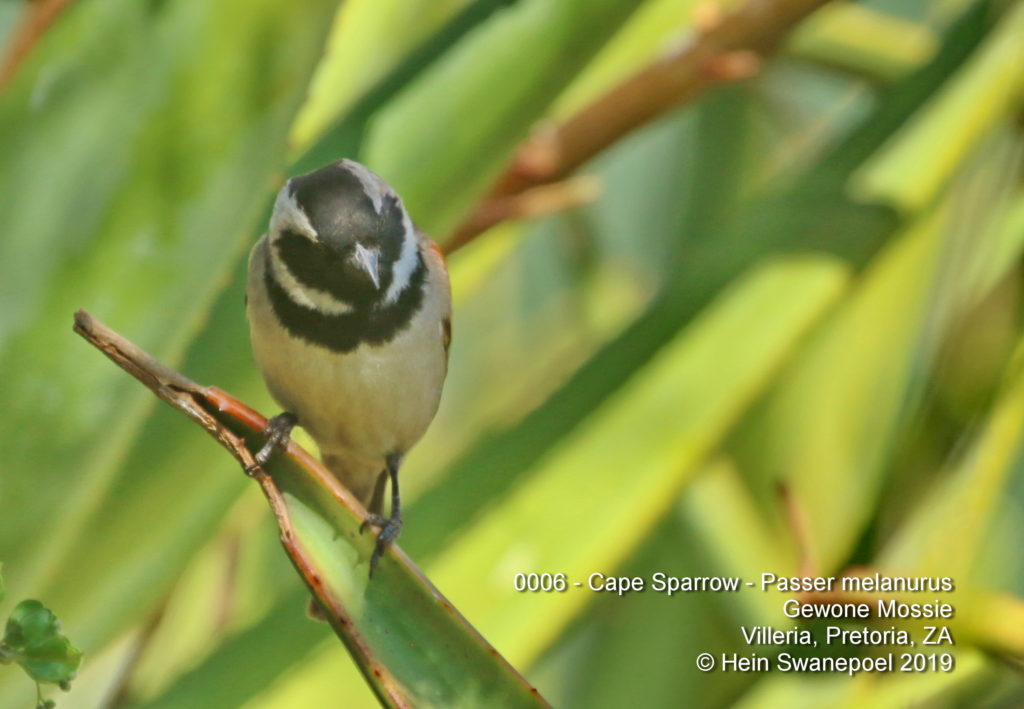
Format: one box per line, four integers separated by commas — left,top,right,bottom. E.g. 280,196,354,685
340,159,390,215
270,182,317,242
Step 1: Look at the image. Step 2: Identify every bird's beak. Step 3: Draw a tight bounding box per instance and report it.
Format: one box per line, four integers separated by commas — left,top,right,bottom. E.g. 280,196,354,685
353,243,381,290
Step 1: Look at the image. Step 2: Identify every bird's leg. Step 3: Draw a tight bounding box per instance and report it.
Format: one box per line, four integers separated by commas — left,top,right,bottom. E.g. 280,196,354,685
365,453,403,576
358,471,389,531
253,412,298,467
365,470,389,517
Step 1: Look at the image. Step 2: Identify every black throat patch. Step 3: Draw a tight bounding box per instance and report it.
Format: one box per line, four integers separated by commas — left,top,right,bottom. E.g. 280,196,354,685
264,248,426,353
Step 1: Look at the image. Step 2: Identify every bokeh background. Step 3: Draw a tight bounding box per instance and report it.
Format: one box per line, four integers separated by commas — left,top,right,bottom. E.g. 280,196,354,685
1,0,1024,706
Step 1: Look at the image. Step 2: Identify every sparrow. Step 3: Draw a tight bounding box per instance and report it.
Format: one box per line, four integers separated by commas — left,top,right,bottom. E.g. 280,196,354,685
245,158,451,574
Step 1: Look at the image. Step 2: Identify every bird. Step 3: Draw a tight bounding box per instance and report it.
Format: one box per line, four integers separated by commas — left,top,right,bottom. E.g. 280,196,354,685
245,158,451,574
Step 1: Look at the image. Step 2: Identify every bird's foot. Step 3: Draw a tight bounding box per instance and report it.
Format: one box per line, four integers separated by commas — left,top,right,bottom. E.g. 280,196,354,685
359,513,388,533
248,412,298,472
362,513,403,577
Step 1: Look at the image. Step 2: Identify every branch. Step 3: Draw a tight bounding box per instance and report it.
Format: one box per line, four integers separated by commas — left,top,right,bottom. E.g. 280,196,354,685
453,176,601,241
72,310,548,709
445,0,833,252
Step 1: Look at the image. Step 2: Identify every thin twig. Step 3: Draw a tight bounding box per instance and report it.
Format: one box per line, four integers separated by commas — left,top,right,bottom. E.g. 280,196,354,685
446,0,833,252
454,176,601,240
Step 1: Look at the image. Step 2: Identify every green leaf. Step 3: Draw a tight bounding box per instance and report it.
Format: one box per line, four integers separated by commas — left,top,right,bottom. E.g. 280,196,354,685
7,0,1022,706
427,258,848,666
882,331,1024,579
294,0,523,173
0,0,341,685
22,262,261,660
290,0,470,152
850,0,1024,212
406,170,894,567
394,0,1008,568
0,2,336,699
728,0,1024,572
2,600,82,686
228,419,548,708
816,0,996,182
548,0,703,120
540,489,761,708
787,4,938,83
680,460,794,625
365,0,647,236
122,586,332,709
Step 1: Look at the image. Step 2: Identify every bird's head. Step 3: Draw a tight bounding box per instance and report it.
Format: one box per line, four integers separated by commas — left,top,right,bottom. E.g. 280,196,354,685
268,159,419,308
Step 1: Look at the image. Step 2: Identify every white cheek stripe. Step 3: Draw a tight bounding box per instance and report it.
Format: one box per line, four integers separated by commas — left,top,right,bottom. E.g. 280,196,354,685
384,211,419,304
269,183,318,241
269,246,353,315
267,182,353,314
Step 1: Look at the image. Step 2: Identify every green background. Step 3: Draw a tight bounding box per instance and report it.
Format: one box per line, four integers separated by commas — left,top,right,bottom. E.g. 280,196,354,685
1,0,1023,706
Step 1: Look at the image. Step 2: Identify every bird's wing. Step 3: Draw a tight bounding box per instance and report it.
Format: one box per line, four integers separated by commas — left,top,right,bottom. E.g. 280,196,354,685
421,235,452,361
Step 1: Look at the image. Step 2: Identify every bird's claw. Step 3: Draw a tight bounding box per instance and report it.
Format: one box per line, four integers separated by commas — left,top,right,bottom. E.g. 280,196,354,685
368,516,403,577
359,513,388,534
254,412,298,467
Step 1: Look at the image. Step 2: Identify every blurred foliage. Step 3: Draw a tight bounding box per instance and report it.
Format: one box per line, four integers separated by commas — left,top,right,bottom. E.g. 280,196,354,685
1,0,1023,707
0,567,82,708
2,601,81,689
